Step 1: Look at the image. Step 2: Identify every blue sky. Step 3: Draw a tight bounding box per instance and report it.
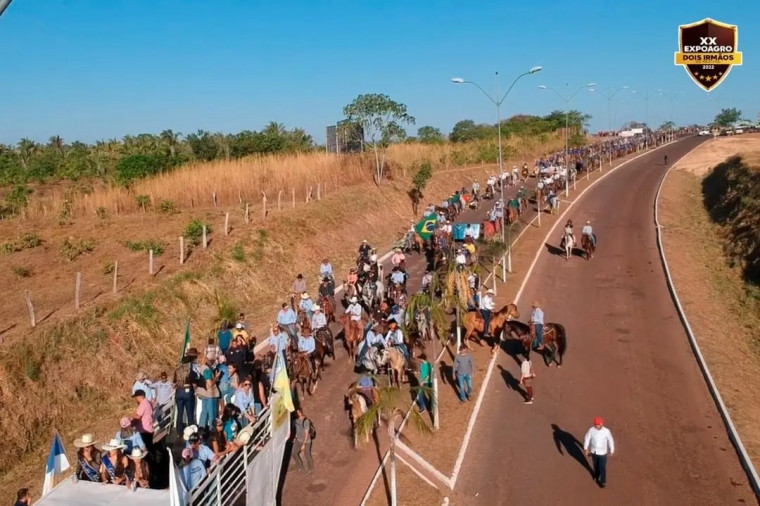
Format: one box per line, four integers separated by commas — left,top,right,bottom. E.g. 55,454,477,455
0,0,757,145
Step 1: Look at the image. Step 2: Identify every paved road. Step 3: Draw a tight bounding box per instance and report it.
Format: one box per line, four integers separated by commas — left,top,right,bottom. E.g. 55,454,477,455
456,138,758,505
279,168,541,505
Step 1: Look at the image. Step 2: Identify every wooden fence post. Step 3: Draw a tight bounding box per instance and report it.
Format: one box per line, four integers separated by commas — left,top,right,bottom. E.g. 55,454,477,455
75,272,81,310
225,213,230,236
213,192,218,207
238,190,242,204
245,203,250,224
317,183,321,201
261,192,267,219
278,190,283,211
24,290,36,328
112,261,118,294
292,188,295,208
202,226,208,249
179,237,185,265
149,250,154,275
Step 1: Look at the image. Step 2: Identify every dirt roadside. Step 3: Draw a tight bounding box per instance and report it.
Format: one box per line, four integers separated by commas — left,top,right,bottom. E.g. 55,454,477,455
659,134,760,467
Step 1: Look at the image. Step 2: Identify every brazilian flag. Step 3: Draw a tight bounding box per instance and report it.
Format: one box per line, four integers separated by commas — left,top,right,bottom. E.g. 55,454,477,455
414,217,437,240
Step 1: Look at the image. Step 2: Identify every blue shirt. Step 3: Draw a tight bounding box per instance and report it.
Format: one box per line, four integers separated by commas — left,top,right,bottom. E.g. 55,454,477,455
116,430,145,454
234,388,254,413
181,458,207,490
299,298,313,313
185,442,215,465
531,308,544,325
390,271,405,284
217,364,230,391
298,336,316,354
131,380,155,402
269,332,289,354
277,308,297,326
357,376,374,388
320,263,333,277
224,419,239,441
217,329,233,352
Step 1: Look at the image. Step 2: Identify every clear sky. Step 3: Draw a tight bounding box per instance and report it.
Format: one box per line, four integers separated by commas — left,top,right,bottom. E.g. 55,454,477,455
0,0,757,145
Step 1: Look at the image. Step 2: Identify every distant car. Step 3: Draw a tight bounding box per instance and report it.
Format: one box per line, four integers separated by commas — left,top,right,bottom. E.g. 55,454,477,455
735,128,744,134
698,130,710,136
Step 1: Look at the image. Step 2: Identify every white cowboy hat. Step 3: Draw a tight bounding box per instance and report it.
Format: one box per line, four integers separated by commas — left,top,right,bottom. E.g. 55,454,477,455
312,305,321,311
486,289,495,295
349,296,358,303
300,293,309,300
135,371,148,381
362,239,368,243
73,433,98,448
235,322,244,330
182,425,199,441
100,438,127,452
586,220,591,224
370,254,377,262
127,448,147,460
235,426,255,446
363,264,370,272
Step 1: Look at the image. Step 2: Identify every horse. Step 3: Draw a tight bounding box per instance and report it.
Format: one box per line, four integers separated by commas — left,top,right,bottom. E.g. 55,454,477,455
521,166,529,180
382,347,407,388
346,382,380,448
414,310,433,346
581,234,595,260
549,194,560,215
408,188,424,215
321,296,336,323
502,320,568,367
506,206,518,225
362,280,378,312
314,326,335,361
339,313,366,362
288,352,314,397
560,232,575,260
462,303,520,351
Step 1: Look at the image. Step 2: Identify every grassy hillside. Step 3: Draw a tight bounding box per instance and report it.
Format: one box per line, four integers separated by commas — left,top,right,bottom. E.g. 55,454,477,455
0,133,565,499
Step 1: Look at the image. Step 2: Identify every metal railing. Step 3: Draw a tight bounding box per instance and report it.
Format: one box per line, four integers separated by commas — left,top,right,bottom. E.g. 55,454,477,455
188,405,273,505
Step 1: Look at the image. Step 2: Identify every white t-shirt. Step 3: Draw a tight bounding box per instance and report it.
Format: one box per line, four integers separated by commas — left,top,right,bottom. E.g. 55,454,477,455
520,360,533,380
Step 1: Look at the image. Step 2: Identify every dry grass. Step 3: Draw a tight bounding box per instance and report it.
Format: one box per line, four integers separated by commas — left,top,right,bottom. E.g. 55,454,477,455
21,135,559,220
0,134,566,501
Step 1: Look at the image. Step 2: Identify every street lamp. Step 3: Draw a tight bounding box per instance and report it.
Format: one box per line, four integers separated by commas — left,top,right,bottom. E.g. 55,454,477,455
659,90,682,141
451,65,542,274
538,83,596,196
631,89,653,148
596,86,630,132
0,0,14,18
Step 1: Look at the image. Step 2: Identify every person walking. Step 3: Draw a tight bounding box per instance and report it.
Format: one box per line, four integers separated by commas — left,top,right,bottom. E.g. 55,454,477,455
292,409,314,474
453,344,473,403
519,354,535,405
415,353,432,413
530,301,545,351
583,417,615,488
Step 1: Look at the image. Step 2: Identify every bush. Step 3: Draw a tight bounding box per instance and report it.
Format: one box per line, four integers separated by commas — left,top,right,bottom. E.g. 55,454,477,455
60,237,95,261
159,199,178,214
115,154,169,187
95,207,108,219
12,266,32,278
123,239,166,256
184,219,211,246
412,161,433,191
1,233,42,254
231,242,245,262
136,195,151,211
102,262,114,275
4,184,32,214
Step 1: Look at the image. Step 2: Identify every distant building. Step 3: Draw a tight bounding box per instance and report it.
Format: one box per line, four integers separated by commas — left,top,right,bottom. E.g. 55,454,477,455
326,123,364,154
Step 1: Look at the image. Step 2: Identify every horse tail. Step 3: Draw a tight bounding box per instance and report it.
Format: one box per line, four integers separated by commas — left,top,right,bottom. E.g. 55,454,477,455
556,324,568,358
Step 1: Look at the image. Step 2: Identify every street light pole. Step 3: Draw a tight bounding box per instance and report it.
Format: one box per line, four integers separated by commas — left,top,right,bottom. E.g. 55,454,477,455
452,66,542,274
538,83,596,197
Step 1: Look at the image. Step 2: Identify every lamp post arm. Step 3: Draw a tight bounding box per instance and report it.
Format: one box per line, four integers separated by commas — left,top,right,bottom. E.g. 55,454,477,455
497,71,531,106
463,81,498,106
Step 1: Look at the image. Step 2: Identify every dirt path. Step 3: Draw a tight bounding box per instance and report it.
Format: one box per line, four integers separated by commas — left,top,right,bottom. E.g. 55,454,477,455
455,137,757,505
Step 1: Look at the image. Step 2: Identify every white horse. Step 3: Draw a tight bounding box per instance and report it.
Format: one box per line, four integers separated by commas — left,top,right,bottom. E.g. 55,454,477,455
561,232,575,260
549,193,560,215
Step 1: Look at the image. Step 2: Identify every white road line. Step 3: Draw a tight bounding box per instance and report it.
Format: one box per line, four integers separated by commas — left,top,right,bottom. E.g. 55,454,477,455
396,452,442,490
396,439,453,488
448,140,679,489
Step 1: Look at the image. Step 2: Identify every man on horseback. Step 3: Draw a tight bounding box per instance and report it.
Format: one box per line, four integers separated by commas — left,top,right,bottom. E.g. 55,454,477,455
319,276,335,306
471,180,480,199
319,258,333,283
358,239,372,264
530,301,545,351
311,305,327,331
391,248,406,271
389,266,407,288
455,248,467,271
385,319,410,361
479,288,495,338
277,303,298,341
299,293,314,321
563,219,576,246
346,296,363,323
582,220,596,247
358,323,384,365
297,329,316,376
291,274,307,299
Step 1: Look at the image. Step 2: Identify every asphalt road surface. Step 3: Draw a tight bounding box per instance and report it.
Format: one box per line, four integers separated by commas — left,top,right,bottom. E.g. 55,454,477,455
456,137,758,505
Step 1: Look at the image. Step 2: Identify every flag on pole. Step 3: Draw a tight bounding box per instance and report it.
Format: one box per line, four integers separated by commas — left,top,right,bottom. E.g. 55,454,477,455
178,318,191,364
273,353,294,412
42,433,70,496
414,217,437,240
168,449,188,506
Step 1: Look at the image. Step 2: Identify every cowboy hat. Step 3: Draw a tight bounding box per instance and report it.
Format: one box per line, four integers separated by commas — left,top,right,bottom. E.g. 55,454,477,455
235,426,255,446
362,239,368,243
312,305,321,311
586,220,591,224
486,289,495,295
73,433,98,448
182,425,199,441
135,371,148,381
235,322,244,330
127,448,147,460
349,296,358,303
181,448,194,459
363,264,370,272
531,300,540,307
100,438,127,452
370,254,377,262
349,267,356,272
300,293,309,300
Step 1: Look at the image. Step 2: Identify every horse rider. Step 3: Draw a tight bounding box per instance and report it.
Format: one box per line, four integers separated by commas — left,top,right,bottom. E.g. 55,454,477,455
508,195,520,217
564,219,576,245
358,323,384,363
358,239,372,264
455,248,467,271
421,270,433,292
356,373,378,406
463,238,476,264
368,254,380,282
277,303,298,341
291,274,307,300
582,220,596,247
346,296,363,323
358,262,371,285
297,328,316,375
319,276,335,307
319,258,333,283
385,319,410,361
268,324,290,359
530,301,545,351
467,271,479,290
311,305,327,332
471,180,480,199
512,165,519,185
467,287,480,312
391,248,406,271
480,288,495,338
389,266,407,288
346,267,359,292
299,293,314,321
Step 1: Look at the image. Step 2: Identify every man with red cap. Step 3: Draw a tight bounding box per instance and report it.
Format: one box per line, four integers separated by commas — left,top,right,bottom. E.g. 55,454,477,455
583,417,615,488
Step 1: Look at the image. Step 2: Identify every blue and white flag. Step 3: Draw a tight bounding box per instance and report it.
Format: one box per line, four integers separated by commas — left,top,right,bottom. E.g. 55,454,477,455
42,433,70,496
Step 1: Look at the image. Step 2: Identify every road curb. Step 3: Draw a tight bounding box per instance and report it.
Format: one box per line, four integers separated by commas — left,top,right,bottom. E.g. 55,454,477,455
655,156,760,497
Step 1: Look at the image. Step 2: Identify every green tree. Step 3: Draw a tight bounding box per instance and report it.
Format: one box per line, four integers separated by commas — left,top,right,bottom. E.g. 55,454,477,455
343,93,415,184
186,130,219,161
659,121,676,131
115,154,166,186
159,129,183,158
416,126,444,144
713,107,741,127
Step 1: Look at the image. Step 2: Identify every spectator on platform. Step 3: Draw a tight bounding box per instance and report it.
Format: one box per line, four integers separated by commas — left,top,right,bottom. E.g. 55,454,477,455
74,434,102,482
125,448,151,490
99,439,128,485
217,320,233,354
116,417,146,454
131,390,155,449
180,448,206,490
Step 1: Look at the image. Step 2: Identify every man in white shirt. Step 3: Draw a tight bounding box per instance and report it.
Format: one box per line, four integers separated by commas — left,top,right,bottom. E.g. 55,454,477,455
346,297,363,322
479,288,495,337
581,220,596,247
583,417,615,488
519,355,535,404
311,305,327,330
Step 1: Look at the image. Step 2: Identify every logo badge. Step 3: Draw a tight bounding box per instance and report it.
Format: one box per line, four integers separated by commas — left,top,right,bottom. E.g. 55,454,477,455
674,18,743,92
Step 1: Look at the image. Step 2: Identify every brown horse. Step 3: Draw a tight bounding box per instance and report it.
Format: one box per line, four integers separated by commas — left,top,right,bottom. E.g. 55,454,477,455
581,234,595,260
506,206,518,225
502,320,568,367
382,347,408,388
463,303,520,351
346,382,380,448
288,352,314,397
339,314,365,362
314,326,335,361
321,296,336,323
